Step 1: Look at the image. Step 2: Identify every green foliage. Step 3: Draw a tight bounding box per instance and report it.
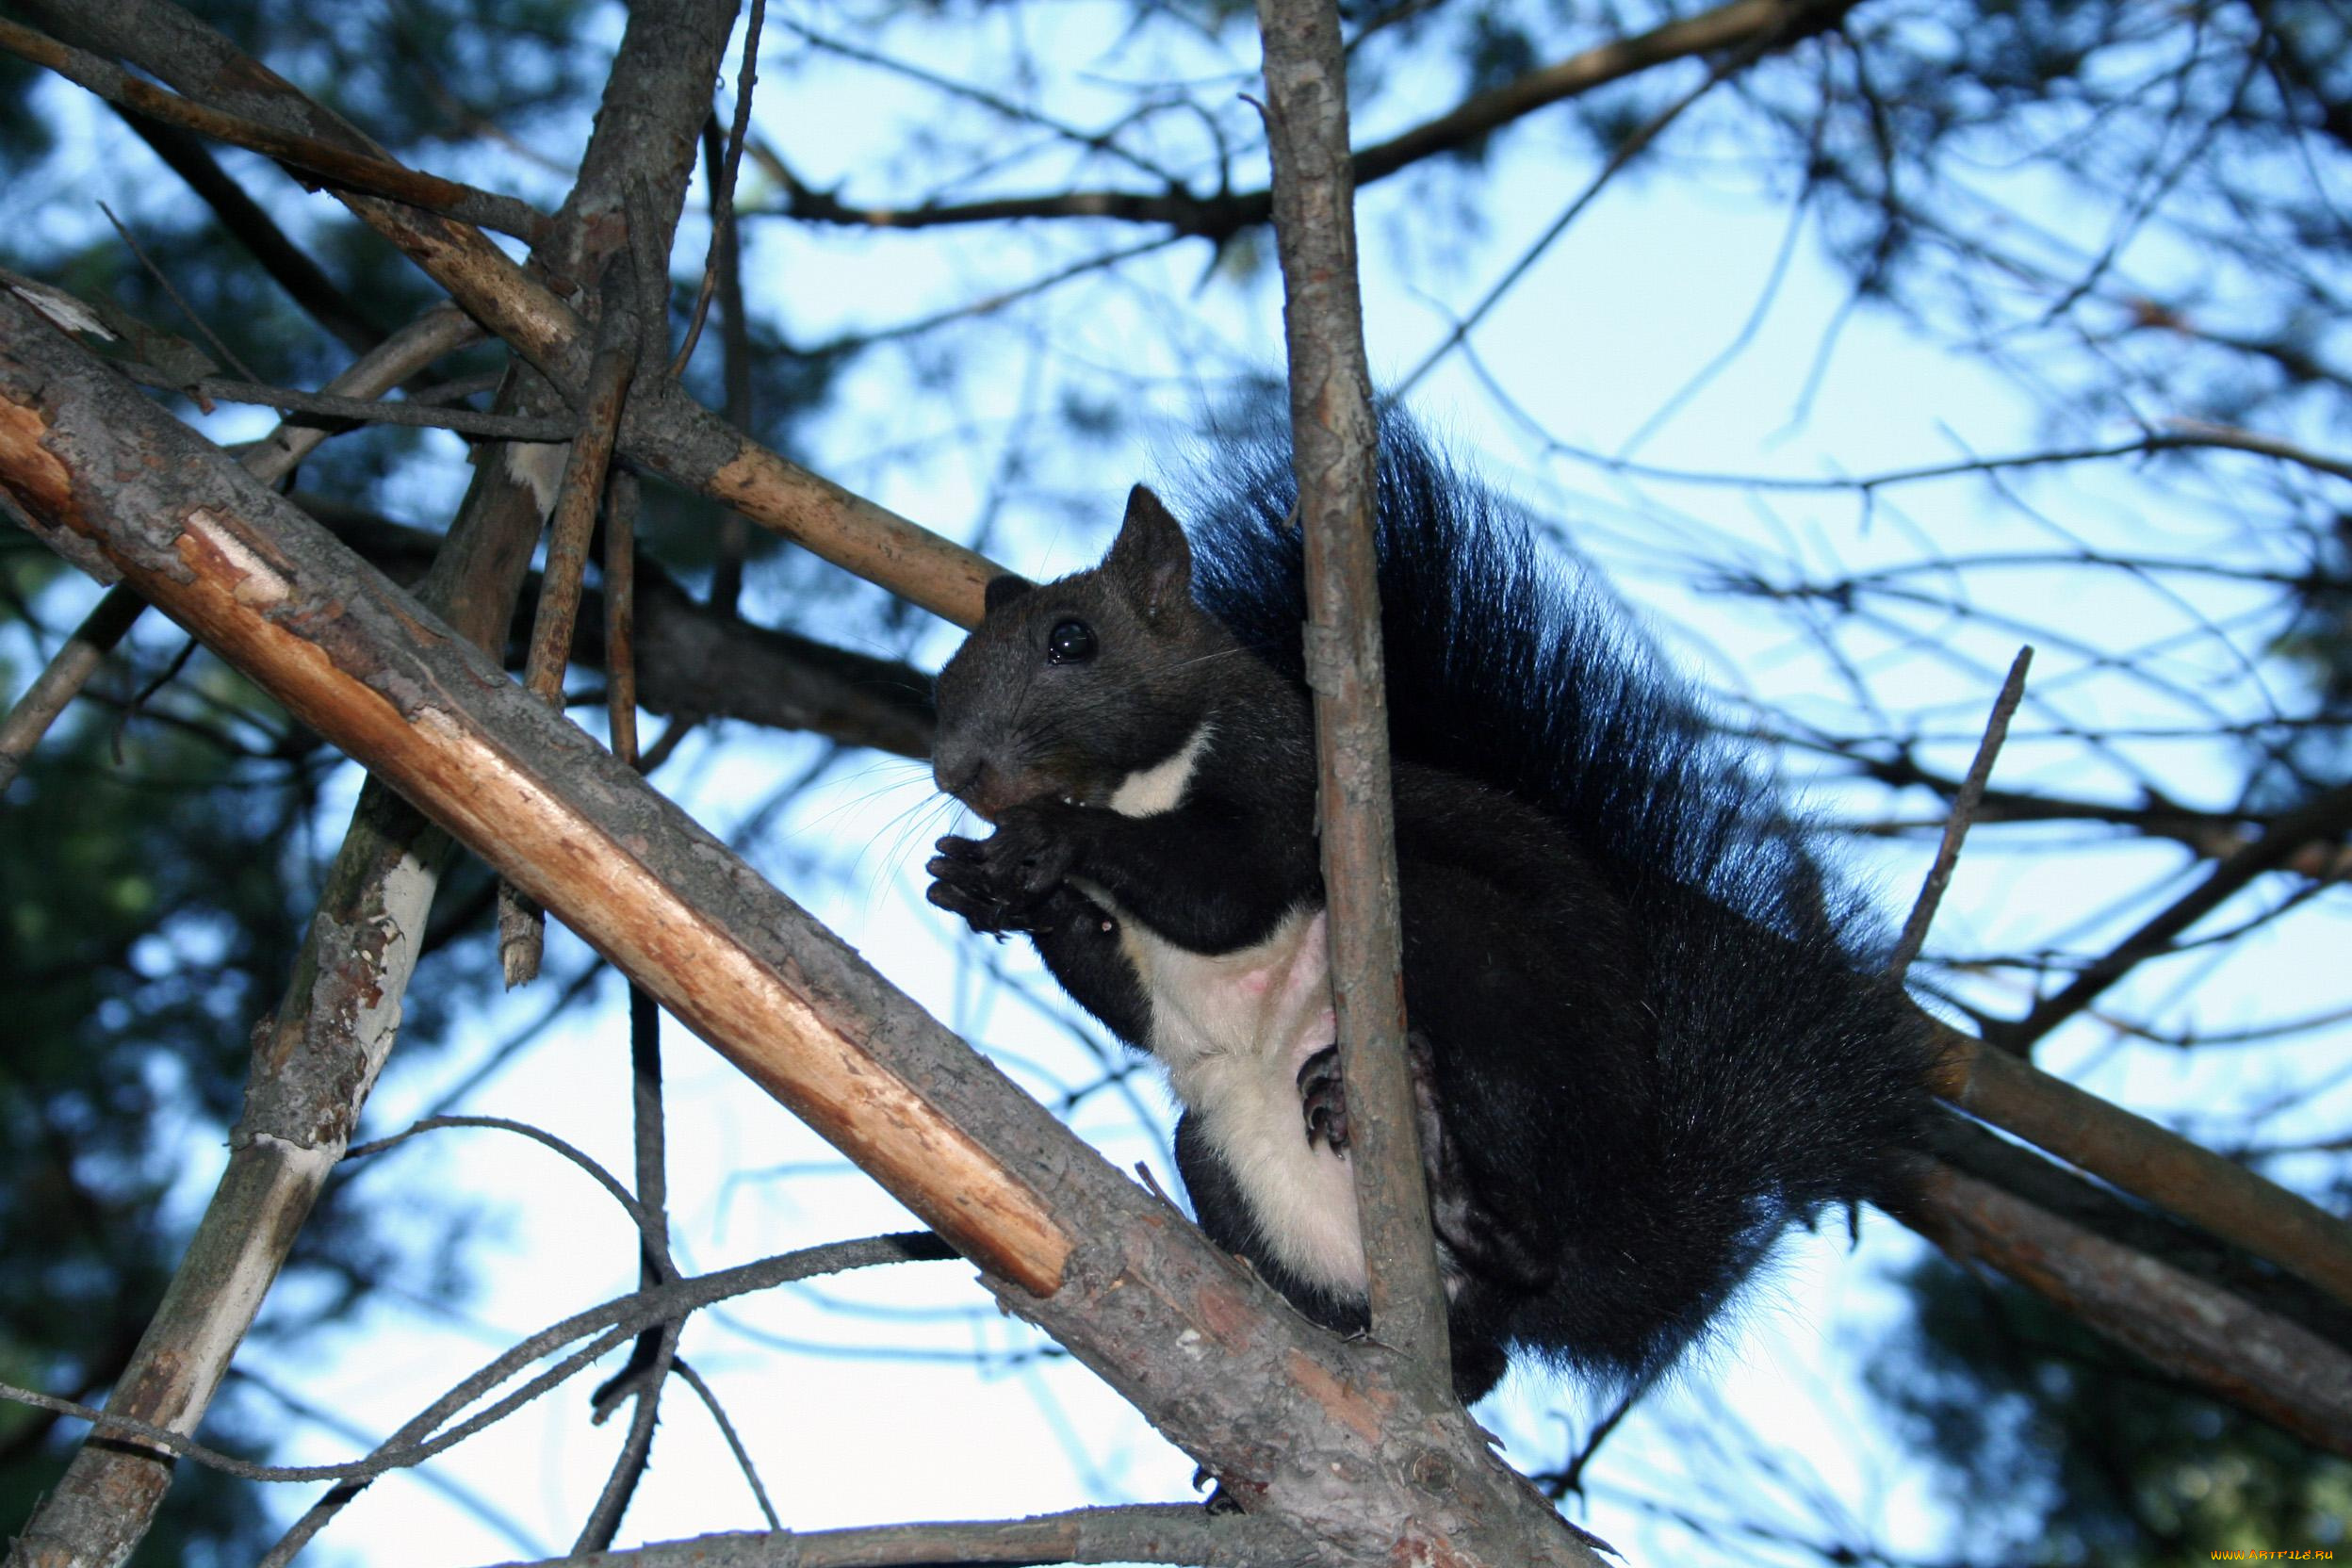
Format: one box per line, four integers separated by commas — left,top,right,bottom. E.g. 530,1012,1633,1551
1871,1255,2352,1564
0,578,489,1556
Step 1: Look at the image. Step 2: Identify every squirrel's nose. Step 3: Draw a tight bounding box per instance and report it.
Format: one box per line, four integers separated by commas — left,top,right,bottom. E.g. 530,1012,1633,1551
931,732,981,801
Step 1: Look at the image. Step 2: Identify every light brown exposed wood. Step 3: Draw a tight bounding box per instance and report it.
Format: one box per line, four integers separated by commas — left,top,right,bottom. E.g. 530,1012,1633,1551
2,281,1606,1568
167,500,1070,1295
0,288,1067,1298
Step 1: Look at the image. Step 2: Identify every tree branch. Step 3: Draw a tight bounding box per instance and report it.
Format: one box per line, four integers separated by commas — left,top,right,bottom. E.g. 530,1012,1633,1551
2,286,1607,1568
1934,1027,2352,1314
1900,1162,2352,1458
0,17,549,242
1255,0,1452,1396
757,0,1854,241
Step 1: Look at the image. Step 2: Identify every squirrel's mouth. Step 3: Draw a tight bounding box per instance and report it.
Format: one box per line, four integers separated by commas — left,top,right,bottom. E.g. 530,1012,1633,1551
944,767,1092,822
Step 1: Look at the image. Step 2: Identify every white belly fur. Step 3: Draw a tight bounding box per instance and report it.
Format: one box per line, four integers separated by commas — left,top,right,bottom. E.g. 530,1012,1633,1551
1122,906,1365,1297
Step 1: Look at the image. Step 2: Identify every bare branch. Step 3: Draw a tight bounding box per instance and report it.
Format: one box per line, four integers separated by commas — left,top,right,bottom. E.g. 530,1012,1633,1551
1256,0,1452,1395
2002,778,2352,1049
42,0,999,625
756,0,1854,241
2,282,1608,1568
478,1504,1306,1568
0,17,549,241
1936,1028,2352,1313
1903,1163,2352,1459
1886,646,2032,979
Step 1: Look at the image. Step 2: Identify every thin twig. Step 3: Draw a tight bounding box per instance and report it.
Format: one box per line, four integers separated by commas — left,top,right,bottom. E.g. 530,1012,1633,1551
346,1114,675,1274
673,0,766,377
1397,30,1778,394
671,1358,781,1530
112,360,575,440
606,469,643,765
0,584,145,792
1887,646,2032,980
575,982,672,1551
97,200,261,384
228,1234,952,1556
499,262,645,987
2001,777,2352,1051
0,16,549,240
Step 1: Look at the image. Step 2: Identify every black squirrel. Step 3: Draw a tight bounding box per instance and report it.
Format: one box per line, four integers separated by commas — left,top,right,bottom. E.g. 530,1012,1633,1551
925,423,1932,1403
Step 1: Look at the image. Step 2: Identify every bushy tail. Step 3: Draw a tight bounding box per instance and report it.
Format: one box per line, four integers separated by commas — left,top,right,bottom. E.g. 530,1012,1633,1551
1177,416,1931,1373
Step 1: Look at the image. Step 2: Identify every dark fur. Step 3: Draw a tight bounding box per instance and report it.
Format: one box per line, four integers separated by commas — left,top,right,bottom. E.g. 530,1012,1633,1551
927,423,1931,1403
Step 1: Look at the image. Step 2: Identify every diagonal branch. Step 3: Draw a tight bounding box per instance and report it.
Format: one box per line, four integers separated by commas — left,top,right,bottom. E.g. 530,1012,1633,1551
758,0,1854,240
47,0,996,627
0,18,549,241
1,286,1608,1568
1935,1026,2352,1314
1902,1162,2352,1458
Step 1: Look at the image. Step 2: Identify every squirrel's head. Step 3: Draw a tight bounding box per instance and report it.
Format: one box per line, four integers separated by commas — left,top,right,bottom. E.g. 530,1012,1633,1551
932,485,1238,820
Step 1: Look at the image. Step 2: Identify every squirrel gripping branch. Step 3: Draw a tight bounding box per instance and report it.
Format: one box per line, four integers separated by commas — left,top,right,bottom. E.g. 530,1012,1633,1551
927,421,1932,1404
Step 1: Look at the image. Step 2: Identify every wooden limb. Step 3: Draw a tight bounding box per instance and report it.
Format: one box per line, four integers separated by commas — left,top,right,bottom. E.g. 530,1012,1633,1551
477,1505,1306,1568
673,0,766,378
0,17,548,241
574,988,672,1553
0,8,722,1560
0,304,478,796
1254,0,1452,1394
2001,776,2352,1050
500,269,644,987
41,0,1034,628
760,0,1853,241
2,288,1607,1568
1935,1027,2352,1314
0,583,143,792
1902,1162,2352,1459
307,505,938,759
112,105,386,354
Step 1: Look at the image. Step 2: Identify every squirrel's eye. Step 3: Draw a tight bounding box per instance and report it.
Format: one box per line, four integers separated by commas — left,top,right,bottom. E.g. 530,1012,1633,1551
1046,620,1098,664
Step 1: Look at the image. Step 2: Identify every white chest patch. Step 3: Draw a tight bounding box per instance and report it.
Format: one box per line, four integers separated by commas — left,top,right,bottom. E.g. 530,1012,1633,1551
1106,724,1213,818
1120,906,1365,1297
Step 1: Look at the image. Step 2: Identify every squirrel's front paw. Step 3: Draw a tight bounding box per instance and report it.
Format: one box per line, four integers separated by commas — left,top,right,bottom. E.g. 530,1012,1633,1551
925,808,1080,933
1298,1045,1349,1153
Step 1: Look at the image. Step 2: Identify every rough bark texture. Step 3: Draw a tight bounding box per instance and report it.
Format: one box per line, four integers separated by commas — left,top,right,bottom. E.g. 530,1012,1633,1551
1,292,1606,1568
1254,0,1453,1389
2,5,737,1562
1907,1165,2352,1459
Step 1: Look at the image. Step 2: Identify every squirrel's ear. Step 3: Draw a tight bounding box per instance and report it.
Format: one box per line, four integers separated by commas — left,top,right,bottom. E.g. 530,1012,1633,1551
1105,485,1193,622
982,573,1035,617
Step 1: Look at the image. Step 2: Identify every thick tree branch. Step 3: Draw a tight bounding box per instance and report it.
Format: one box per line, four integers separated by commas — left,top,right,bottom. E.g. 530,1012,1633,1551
40,0,996,628
481,1505,1306,1568
1901,1163,2352,1458
0,18,549,242
1,290,1606,1568
1934,1028,2352,1314
1,4,731,1560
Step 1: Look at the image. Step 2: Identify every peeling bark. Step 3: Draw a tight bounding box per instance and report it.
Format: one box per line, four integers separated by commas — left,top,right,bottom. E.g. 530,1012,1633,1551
1,290,1606,1568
